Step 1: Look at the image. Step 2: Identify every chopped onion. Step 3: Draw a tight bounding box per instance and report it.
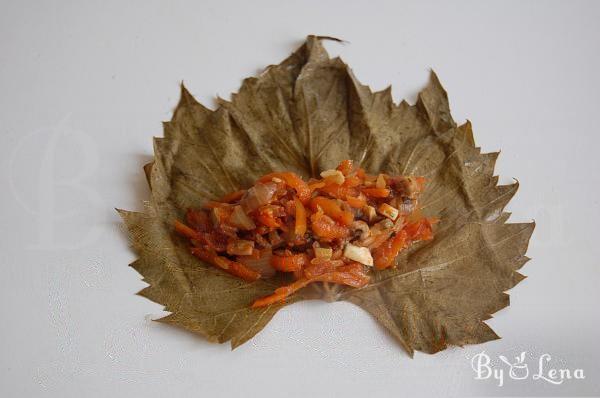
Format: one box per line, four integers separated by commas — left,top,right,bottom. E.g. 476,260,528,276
363,205,377,222
373,218,394,232
241,182,277,213
315,247,333,259
320,169,345,185
343,243,373,266
351,220,371,240
268,230,284,247
360,218,394,248
229,205,256,230
237,250,276,278
210,206,230,226
376,174,387,189
227,239,255,256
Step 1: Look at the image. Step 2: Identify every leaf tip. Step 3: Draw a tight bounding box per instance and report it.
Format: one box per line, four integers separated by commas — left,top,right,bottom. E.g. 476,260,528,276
308,35,347,44
115,208,129,218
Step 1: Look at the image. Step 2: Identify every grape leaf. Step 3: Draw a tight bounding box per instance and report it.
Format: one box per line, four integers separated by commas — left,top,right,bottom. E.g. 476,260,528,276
118,35,534,355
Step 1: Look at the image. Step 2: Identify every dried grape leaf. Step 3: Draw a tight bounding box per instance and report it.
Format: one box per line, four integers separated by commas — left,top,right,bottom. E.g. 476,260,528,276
119,35,534,355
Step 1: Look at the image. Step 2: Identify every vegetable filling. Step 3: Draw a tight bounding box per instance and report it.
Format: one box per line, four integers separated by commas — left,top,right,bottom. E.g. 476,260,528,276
174,160,436,307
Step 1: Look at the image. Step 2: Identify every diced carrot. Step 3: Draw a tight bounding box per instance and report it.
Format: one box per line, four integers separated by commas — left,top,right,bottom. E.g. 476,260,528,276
362,187,390,198
270,252,310,272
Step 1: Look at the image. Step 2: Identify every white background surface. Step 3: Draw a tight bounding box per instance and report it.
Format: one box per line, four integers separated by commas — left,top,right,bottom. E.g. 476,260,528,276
1,1,599,397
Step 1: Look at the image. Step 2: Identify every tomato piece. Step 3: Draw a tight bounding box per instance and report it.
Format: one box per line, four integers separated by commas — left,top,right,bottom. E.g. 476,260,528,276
259,172,311,203
345,194,367,209
372,230,408,269
308,181,326,192
343,175,362,188
303,258,344,278
310,208,350,241
404,218,434,241
335,262,366,275
336,159,354,176
256,206,282,228
185,209,210,232
318,183,359,201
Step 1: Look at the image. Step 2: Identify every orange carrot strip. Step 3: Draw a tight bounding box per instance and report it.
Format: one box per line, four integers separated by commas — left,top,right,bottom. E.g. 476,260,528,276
251,278,311,308
256,207,282,228
270,253,310,272
312,271,370,288
318,183,358,200
174,220,200,240
191,247,260,282
309,196,353,226
219,190,245,203
303,258,343,278
294,196,307,236
362,187,390,198
203,200,229,209
309,209,349,241
253,268,370,307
